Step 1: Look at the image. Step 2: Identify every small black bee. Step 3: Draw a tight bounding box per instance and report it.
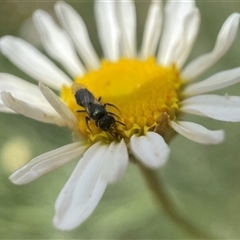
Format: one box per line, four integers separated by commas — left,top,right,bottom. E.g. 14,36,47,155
73,85,125,138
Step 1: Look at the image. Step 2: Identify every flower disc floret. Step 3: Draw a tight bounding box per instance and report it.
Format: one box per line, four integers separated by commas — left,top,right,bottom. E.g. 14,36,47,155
61,57,183,142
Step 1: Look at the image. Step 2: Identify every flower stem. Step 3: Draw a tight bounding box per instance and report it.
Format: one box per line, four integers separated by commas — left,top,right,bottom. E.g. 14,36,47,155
138,163,210,239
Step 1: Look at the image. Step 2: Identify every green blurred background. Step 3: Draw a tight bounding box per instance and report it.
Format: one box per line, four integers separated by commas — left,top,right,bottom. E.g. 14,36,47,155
1,1,240,239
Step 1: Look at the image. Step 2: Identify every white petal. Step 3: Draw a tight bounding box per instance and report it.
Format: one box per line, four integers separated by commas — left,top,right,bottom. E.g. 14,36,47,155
116,0,136,58
101,139,128,184
9,142,88,185
55,2,100,70
130,132,170,169
0,36,72,90
0,73,53,111
54,142,108,230
170,121,225,144
0,103,14,113
140,0,162,59
182,13,240,81
39,83,78,131
174,8,200,68
33,10,85,78
157,1,200,68
95,0,120,61
184,67,240,96
1,91,66,126
181,94,240,122
0,73,43,96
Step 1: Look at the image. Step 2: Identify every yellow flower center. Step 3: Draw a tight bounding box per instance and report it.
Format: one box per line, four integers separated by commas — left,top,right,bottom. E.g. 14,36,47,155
61,57,183,143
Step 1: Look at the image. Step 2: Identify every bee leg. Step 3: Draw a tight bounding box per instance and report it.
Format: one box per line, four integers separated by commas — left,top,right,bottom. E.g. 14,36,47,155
95,120,99,127
104,103,120,112
109,130,119,141
116,120,126,127
108,112,121,119
85,116,93,134
97,96,102,102
76,109,87,113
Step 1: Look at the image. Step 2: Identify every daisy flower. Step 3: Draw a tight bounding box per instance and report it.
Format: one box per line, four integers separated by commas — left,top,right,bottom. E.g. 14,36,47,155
1,0,240,231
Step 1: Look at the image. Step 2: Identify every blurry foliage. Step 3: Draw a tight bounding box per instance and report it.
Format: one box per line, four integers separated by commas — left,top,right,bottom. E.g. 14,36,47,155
1,1,240,239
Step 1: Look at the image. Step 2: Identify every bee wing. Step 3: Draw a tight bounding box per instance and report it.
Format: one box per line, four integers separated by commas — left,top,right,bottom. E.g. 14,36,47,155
72,84,100,110
71,83,85,94
81,89,95,112
81,88,99,104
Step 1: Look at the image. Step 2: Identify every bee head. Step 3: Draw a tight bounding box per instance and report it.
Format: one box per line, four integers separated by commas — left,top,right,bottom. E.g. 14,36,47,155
98,115,115,132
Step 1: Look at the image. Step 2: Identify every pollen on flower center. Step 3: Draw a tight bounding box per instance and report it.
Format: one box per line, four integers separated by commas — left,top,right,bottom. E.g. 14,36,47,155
61,57,183,142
